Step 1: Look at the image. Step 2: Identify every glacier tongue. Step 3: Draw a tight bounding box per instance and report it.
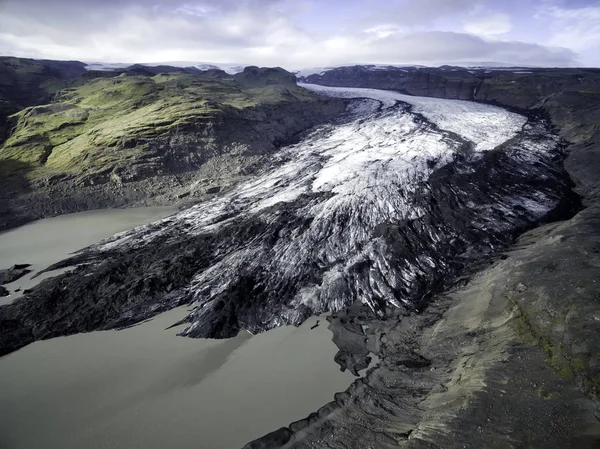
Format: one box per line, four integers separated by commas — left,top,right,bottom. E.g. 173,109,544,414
299,83,527,151
22,86,573,341
101,88,525,250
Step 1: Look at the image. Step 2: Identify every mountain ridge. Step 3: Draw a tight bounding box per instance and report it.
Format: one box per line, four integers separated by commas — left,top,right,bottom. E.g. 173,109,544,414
0,58,344,230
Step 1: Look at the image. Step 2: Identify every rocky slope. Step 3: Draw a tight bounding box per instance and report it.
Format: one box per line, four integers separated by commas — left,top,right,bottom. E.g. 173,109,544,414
299,65,600,107
0,60,344,230
300,66,600,385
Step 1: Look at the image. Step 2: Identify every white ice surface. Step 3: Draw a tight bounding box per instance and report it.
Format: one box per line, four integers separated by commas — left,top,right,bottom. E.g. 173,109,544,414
299,83,527,151
99,87,528,253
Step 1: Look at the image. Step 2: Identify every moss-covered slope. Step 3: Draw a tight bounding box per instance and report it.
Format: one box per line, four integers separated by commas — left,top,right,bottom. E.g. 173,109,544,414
0,63,344,229
0,57,88,140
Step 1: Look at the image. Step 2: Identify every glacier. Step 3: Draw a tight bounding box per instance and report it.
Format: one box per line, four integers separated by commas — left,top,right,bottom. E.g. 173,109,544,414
17,85,574,341
299,83,527,151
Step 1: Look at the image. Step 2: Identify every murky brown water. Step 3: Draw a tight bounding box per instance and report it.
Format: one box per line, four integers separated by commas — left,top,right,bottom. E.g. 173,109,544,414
0,207,176,304
0,309,353,449
0,208,356,449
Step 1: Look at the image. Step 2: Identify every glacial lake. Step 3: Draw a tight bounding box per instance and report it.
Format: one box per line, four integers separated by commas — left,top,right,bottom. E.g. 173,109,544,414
0,208,356,449
0,207,177,305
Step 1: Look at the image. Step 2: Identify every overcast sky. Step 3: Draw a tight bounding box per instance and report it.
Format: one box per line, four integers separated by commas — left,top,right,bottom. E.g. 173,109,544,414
1,0,599,68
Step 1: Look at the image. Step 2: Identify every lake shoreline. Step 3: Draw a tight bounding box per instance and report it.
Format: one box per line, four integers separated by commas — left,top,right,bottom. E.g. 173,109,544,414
0,206,177,304
0,308,355,449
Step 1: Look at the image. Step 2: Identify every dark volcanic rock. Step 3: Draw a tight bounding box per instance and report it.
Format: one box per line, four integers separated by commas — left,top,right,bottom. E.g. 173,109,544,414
299,65,600,406
246,256,600,448
1,64,599,448
300,65,481,101
0,286,8,297
298,65,600,108
235,66,297,86
0,264,32,284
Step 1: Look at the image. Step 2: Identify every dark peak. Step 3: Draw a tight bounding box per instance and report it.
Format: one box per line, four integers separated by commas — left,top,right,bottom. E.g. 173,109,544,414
438,65,464,70
122,64,162,76
297,65,425,83
0,56,88,79
199,68,231,78
333,65,374,72
235,66,297,86
120,64,191,76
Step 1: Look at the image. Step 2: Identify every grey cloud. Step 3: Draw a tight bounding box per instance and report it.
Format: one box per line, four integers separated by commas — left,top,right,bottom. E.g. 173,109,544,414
0,0,580,67
357,0,481,27
366,31,578,66
0,0,294,49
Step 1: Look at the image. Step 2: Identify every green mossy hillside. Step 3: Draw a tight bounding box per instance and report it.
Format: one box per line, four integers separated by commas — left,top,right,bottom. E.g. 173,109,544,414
0,57,87,140
0,69,323,182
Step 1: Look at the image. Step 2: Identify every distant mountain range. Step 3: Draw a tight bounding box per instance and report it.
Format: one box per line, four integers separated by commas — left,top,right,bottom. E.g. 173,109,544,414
83,61,551,78
84,61,247,75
